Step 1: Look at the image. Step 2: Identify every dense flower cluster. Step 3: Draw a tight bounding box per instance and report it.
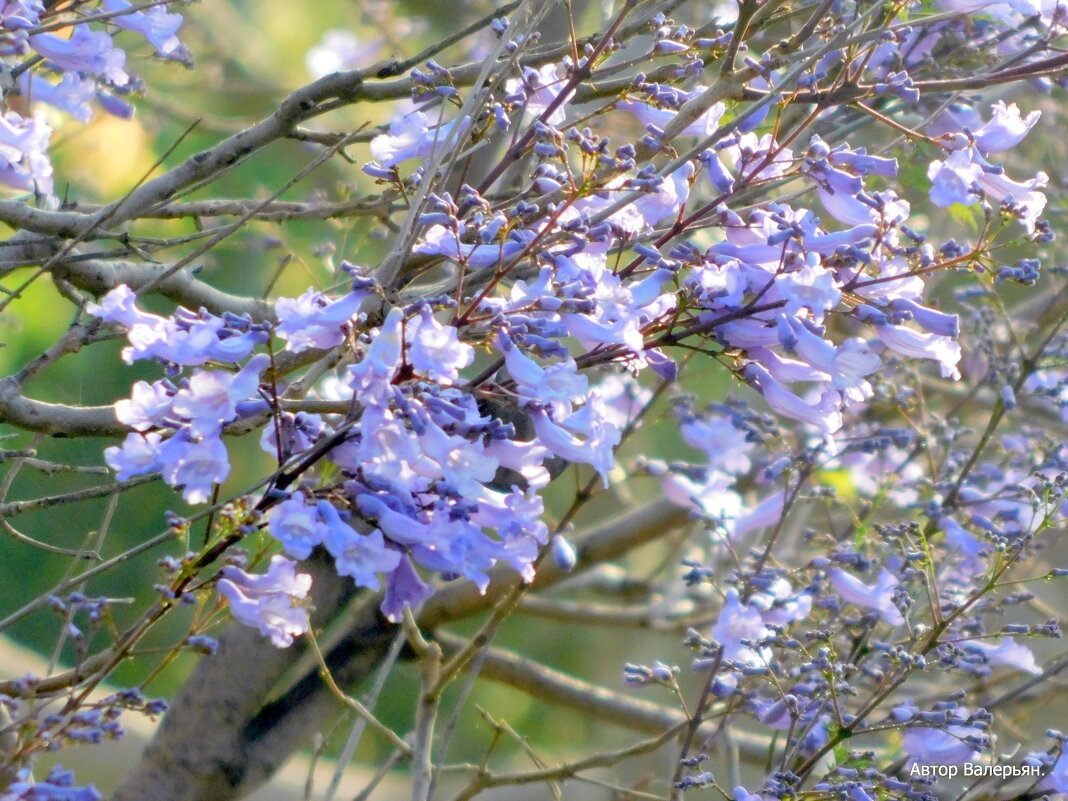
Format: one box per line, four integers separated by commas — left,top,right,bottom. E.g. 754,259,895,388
84,3,1064,766
0,0,187,200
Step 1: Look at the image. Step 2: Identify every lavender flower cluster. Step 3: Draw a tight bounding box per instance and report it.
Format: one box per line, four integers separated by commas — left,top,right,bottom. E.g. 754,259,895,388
90,23,1056,637
0,0,187,201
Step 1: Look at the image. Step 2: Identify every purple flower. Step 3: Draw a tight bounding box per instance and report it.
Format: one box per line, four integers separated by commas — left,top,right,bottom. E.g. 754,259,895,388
267,492,326,560
960,637,1041,675
660,468,743,523
414,224,531,268
500,337,588,418
680,414,753,475
345,406,424,479
775,260,842,323
114,379,174,431
801,222,877,256
320,501,401,590
217,555,311,648
274,284,371,353
370,111,463,166
633,162,694,226
750,347,827,384
903,717,983,767
563,269,675,359
828,144,897,177
550,534,577,571
782,316,880,404
701,148,735,194
19,72,96,122
347,308,404,407
742,363,843,434
617,92,725,137
927,149,983,208
529,398,621,487
828,568,904,625
1040,750,1068,794
407,308,473,383
356,494,435,546
421,427,500,496
104,432,162,480
474,486,547,542
889,298,960,338
974,163,1047,232
506,64,573,126
5,766,101,801
158,432,230,505
855,259,923,305
411,518,498,591
711,589,772,667
485,437,554,490
817,186,876,226
595,374,653,430
718,319,781,349
0,1,42,29
875,324,961,380
804,155,864,197
101,0,183,56
170,354,269,436
726,133,794,181
260,411,325,458
0,111,53,196
381,554,434,622
570,185,645,236
306,29,382,79
890,703,919,723
85,284,156,327
30,27,129,86
492,532,543,583
688,257,746,308
88,285,266,366
971,101,1041,153
940,516,986,576
753,577,813,626
732,490,786,540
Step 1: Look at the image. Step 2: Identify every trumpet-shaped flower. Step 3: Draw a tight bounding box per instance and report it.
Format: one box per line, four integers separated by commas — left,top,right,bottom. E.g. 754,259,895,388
101,0,183,56
30,27,128,85
828,567,905,625
217,556,311,648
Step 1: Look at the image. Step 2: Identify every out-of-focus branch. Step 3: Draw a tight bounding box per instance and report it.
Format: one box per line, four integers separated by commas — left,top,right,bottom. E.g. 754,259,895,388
437,630,686,735
244,498,690,785
0,377,124,437
0,203,114,239
447,717,684,801
0,474,159,522
112,553,357,801
433,631,770,759
49,258,275,321
514,596,688,628
130,196,397,222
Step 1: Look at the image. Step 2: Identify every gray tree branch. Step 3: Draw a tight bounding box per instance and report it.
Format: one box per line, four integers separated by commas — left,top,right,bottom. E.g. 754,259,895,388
110,498,689,801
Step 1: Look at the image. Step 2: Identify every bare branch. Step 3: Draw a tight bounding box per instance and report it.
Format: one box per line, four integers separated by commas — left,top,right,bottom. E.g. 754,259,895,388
50,258,275,321
0,377,125,436
434,631,770,759
110,498,689,801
